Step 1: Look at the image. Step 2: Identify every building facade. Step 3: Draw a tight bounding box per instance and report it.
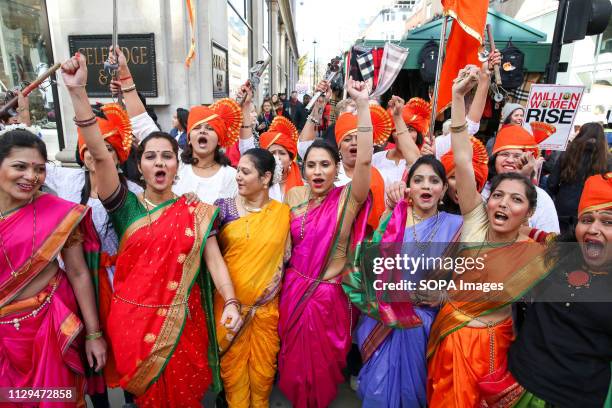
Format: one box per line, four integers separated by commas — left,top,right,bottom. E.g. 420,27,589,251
361,0,417,41
0,0,299,159
491,0,612,124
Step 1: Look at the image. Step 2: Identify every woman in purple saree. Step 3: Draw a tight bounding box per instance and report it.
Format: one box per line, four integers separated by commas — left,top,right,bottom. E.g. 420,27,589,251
0,129,106,407
343,154,463,407
278,80,377,408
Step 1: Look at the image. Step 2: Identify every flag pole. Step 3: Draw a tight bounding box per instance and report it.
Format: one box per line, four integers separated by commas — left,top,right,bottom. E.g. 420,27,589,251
428,15,449,138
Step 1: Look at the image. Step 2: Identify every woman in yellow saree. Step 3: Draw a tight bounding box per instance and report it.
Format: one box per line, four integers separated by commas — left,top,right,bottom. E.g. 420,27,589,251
214,148,290,407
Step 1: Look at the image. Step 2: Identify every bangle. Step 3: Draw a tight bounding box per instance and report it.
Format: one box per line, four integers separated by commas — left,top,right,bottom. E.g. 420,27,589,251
223,298,241,313
395,128,408,137
16,107,26,113
74,115,98,128
357,126,373,132
450,122,468,133
121,84,137,93
85,330,103,340
241,124,253,129
120,75,132,81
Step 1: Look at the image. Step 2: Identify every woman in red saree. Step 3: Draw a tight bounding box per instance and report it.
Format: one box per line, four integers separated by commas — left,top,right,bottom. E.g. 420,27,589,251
0,128,106,407
278,79,382,408
426,65,552,407
62,53,242,407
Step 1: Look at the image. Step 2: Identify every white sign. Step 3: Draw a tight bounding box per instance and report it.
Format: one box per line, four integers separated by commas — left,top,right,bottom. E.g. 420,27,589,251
525,84,585,151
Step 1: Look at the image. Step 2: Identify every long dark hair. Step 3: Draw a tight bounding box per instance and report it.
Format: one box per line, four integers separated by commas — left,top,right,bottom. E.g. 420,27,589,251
176,108,189,132
559,122,609,184
0,129,47,165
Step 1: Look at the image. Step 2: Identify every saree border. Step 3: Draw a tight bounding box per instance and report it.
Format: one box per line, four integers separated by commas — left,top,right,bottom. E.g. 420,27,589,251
286,185,353,329
124,202,216,395
0,201,87,307
117,197,177,252
426,251,551,359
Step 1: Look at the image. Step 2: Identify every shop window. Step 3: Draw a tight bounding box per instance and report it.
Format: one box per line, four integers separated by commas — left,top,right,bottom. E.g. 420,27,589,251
227,1,252,98
0,0,59,133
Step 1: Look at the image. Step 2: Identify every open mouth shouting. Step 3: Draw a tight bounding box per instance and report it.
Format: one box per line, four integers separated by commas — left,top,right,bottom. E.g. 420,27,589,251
492,210,509,225
349,147,357,155
197,136,208,150
583,238,605,260
419,192,433,202
154,169,167,185
311,177,325,189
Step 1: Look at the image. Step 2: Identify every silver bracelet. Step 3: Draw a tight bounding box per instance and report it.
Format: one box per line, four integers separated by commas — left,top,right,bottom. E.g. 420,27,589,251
307,115,320,125
357,126,373,132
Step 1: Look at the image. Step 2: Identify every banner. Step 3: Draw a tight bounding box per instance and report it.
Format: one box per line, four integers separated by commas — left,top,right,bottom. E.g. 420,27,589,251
525,84,585,151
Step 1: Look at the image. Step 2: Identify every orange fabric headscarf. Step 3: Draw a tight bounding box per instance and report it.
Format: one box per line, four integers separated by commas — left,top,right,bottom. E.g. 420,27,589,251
259,116,298,158
441,137,489,192
259,116,303,192
187,98,242,148
334,105,393,146
578,172,612,216
77,103,132,163
401,97,431,136
492,124,539,157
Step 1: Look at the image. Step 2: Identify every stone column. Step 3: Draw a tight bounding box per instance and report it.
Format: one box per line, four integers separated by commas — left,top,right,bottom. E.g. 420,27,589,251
270,0,280,94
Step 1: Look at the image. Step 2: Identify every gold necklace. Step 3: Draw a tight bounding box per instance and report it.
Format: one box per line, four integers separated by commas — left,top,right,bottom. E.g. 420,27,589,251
142,190,176,230
299,192,326,240
241,196,270,213
0,197,36,278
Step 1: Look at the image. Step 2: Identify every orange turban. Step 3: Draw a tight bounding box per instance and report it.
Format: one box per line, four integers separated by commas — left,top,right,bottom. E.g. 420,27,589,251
259,116,298,158
440,137,489,192
77,103,132,163
578,173,612,216
492,124,539,157
334,105,393,146
401,97,431,136
187,98,242,148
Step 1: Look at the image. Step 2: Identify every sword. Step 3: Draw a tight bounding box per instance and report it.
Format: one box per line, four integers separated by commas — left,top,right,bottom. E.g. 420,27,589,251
305,56,341,112
103,0,123,107
236,57,271,105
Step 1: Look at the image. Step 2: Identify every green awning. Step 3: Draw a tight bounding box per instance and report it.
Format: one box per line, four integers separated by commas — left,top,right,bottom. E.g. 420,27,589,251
357,9,551,72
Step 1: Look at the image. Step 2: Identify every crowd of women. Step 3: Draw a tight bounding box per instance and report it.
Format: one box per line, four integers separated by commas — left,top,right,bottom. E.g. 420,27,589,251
0,43,610,408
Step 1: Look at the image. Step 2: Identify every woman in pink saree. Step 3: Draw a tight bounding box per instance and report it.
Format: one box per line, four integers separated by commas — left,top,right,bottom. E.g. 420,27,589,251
278,80,380,408
0,129,106,407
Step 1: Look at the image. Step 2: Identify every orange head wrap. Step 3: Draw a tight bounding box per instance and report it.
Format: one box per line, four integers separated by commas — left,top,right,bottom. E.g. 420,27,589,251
334,104,393,146
259,116,299,158
401,97,431,137
440,137,489,192
492,124,539,157
187,98,242,148
77,103,133,163
578,172,612,216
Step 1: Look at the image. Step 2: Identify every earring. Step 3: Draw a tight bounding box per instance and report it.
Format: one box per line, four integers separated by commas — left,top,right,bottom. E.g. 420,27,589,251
173,174,180,185
439,200,444,205
139,175,144,181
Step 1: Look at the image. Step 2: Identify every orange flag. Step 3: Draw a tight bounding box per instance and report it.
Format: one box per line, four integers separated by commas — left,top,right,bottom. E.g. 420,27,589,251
436,0,489,114
185,0,196,67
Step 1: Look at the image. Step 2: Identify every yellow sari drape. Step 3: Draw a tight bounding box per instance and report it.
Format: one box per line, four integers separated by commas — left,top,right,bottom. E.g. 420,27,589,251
214,200,290,408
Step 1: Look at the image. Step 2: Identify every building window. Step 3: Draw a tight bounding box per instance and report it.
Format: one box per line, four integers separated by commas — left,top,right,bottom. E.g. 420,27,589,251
0,0,60,142
227,1,252,97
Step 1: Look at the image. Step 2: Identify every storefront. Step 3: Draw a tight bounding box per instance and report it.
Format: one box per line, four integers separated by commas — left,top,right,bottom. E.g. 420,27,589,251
0,0,63,153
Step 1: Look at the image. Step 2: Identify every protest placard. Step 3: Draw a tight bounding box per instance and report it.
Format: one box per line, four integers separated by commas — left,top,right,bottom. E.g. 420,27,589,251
525,84,585,151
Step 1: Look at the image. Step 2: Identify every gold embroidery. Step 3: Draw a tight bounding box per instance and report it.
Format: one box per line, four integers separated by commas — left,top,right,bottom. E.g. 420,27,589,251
144,333,156,343
185,228,194,237
156,308,168,316
167,281,179,290
177,254,186,264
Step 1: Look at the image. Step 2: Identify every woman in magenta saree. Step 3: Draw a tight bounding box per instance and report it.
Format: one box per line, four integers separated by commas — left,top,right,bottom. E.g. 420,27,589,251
0,129,106,407
278,80,381,408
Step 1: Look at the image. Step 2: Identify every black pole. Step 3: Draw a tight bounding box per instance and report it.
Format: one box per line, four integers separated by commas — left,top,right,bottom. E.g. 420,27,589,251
545,0,569,83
